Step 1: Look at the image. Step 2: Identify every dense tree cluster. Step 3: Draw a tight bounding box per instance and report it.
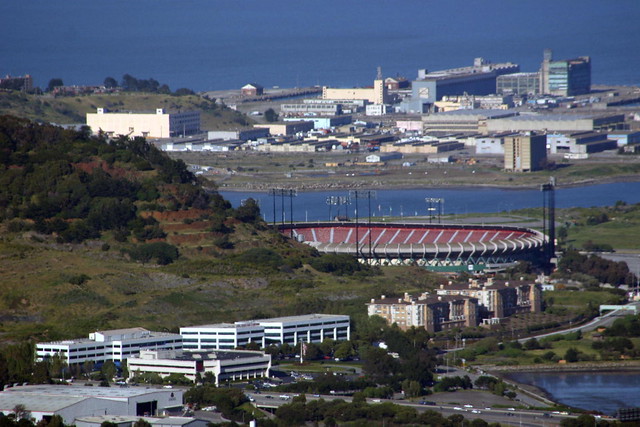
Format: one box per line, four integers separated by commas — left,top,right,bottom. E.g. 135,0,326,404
0,116,260,252
557,250,635,286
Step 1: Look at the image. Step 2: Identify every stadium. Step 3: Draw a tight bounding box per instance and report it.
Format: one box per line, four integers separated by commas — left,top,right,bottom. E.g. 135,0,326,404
280,222,546,272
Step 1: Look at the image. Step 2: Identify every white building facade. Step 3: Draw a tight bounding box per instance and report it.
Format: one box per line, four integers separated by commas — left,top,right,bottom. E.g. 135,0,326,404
180,322,265,350
36,328,183,365
181,314,351,349
86,108,200,138
127,349,271,386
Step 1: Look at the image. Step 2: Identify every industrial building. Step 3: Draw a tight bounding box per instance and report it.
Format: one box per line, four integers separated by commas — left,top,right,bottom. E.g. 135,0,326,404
322,77,389,105
254,121,314,136
540,49,591,96
127,349,271,386
380,140,464,154
402,58,519,113
181,314,350,349
36,328,183,365
76,416,209,427
367,293,478,333
207,128,269,141
435,278,543,322
241,83,263,96
608,130,640,147
504,133,547,172
497,72,540,96
283,115,352,130
0,385,183,425
422,109,517,134
547,131,617,155
86,108,200,139
486,113,625,134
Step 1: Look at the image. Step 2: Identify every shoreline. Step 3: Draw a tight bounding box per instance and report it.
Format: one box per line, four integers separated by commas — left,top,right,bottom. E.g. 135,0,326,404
486,362,640,412
217,175,640,194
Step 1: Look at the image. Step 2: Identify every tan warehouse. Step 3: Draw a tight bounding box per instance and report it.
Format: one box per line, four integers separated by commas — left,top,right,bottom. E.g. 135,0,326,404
86,108,200,139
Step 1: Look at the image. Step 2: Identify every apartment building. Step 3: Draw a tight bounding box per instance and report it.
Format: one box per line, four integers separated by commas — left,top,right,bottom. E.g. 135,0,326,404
367,293,478,333
435,278,543,321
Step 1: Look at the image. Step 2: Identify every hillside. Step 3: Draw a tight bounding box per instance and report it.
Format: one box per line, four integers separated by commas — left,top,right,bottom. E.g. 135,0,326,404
0,116,442,344
0,90,253,129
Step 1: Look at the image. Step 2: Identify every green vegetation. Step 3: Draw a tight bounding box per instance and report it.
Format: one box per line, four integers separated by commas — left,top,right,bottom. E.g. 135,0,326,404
0,90,252,129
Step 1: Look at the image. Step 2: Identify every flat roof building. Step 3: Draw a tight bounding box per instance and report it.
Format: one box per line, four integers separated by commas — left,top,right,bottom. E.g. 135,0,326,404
0,385,183,425
540,49,591,96
181,314,351,349
36,328,183,366
127,349,271,386
504,133,547,172
86,108,200,139
423,109,517,134
487,113,625,133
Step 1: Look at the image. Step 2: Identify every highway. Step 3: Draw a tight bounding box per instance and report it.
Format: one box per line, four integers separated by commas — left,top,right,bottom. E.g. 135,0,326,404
248,392,576,426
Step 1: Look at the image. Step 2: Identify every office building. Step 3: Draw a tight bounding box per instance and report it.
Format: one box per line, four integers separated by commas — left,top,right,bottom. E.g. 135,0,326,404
127,349,271,386
36,328,183,365
504,133,547,172
0,74,33,91
540,49,591,96
182,314,351,349
86,108,200,139
0,385,183,425
367,293,478,333
181,322,265,350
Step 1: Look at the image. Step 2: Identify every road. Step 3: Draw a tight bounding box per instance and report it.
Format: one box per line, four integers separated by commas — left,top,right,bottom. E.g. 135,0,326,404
248,391,576,426
517,300,640,344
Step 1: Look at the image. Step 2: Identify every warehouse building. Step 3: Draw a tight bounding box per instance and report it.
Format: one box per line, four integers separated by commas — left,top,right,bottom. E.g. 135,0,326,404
547,131,617,155
76,416,209,427
0,385,183,425
487,113,624,134
423,109,516,134
127,349,271,386
86,108,200,139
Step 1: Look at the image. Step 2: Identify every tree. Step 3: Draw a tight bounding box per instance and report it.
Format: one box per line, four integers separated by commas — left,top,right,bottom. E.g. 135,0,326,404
101,360,117,382
264,108,279,122
12,404,30,420
133,419,151,427
564,347,579,363
103,77,118,88
47,78,64,92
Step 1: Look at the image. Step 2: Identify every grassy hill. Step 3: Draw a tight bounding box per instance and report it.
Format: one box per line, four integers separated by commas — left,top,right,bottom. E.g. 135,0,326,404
0,115,442,345
0,90,254,129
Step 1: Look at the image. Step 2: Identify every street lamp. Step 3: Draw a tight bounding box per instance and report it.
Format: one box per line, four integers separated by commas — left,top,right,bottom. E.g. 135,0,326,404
425,197,444,223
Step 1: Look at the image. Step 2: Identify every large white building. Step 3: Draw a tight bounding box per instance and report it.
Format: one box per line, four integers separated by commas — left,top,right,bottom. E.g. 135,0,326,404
36,328,183,365
181,322,265,350
86,108,200,139
127,349,271,386
0,385,183,425
181,314,351,349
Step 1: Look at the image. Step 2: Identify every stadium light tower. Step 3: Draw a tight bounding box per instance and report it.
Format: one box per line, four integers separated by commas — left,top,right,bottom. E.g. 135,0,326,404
326,195,350,221
350,190,377,259
425,197,444,223
269,188,297,237
541,177,556,272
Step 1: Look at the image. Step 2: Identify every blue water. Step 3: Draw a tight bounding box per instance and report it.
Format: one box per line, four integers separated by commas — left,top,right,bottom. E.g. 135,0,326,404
221,181,640,222
1,0,639,91
507,371,640,415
